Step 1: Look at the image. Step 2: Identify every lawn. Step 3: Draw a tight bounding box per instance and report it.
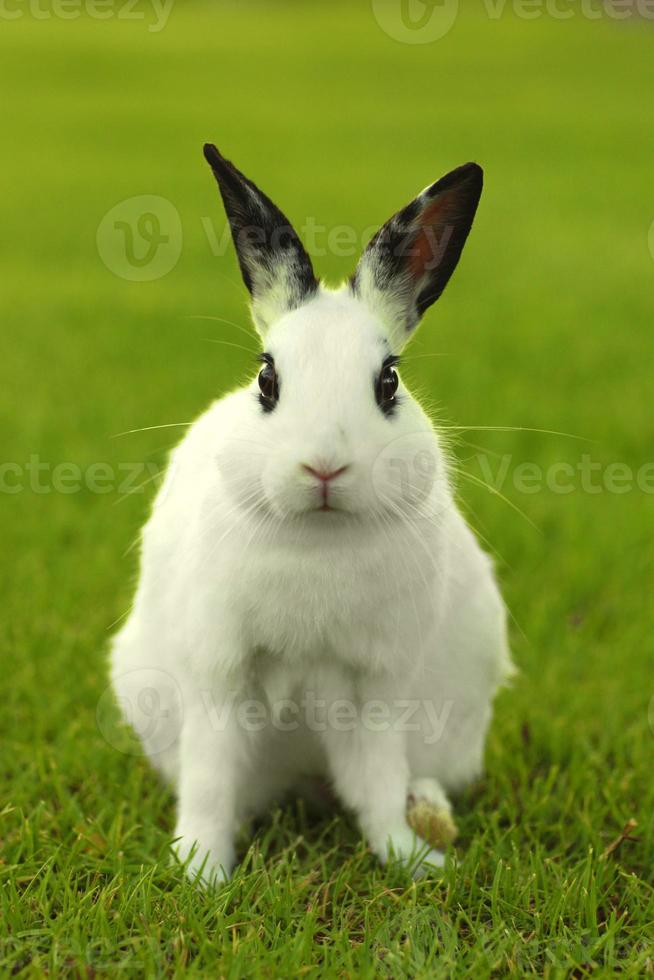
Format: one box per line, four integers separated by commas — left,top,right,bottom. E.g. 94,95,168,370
1,1,653,975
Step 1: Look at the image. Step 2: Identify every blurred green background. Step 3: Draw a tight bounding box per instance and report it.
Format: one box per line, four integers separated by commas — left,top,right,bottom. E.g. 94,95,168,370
1,1,653,974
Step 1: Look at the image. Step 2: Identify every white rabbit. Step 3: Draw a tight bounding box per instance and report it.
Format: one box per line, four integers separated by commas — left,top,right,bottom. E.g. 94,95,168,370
110,144,513,884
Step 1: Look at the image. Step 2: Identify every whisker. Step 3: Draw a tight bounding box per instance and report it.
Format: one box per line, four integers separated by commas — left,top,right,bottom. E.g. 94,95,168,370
368,508,420,663
111,422,193,438
456,438,507,461
184,313,259,344
122,534,141,559
203,338,260,356
105,605,133,632
455,497,515,573
458,470,541,534
401,353,450,361
456,499,532,646
441,425,593,443
112,468,164,506
370,509,409,663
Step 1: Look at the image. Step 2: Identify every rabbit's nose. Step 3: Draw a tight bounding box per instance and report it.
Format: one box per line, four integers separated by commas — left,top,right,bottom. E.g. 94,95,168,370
301,464,349,483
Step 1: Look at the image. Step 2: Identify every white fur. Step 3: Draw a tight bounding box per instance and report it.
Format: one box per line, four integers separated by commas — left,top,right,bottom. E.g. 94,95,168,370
111,285,513,883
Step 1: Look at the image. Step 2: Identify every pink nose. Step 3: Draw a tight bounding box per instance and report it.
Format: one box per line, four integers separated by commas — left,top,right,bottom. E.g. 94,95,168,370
302,464,349,483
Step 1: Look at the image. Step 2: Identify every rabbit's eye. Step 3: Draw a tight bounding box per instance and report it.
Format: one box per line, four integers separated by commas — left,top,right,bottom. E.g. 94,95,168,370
376,359,399,415
258,356,279,411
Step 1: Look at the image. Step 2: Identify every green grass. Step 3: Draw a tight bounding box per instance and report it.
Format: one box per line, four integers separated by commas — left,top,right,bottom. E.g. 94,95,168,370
2,1,654,975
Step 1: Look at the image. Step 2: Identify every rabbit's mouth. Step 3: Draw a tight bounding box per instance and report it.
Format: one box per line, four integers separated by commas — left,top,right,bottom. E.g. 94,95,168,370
302,500,351,519
317,501,345,514
299,462,352,514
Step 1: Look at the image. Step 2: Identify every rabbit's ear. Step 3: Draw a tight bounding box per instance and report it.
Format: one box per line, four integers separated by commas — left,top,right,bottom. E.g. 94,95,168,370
203,144,318,334
351,163,483,350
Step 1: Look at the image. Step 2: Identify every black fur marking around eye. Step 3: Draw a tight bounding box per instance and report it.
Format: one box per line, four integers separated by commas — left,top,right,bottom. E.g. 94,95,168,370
376,355,401,417
257,352,279,412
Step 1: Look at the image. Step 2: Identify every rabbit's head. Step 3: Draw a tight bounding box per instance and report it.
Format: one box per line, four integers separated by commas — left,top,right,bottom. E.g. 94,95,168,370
204,144,482,525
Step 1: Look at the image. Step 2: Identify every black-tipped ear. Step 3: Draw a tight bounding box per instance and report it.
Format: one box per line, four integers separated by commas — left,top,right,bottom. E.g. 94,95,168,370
203,144,318,333
350,163,483,349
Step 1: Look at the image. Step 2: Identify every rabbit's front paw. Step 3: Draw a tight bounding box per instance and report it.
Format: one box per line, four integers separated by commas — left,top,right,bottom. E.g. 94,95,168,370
173,826,235,887
407,776,458,851
376,823,445,879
